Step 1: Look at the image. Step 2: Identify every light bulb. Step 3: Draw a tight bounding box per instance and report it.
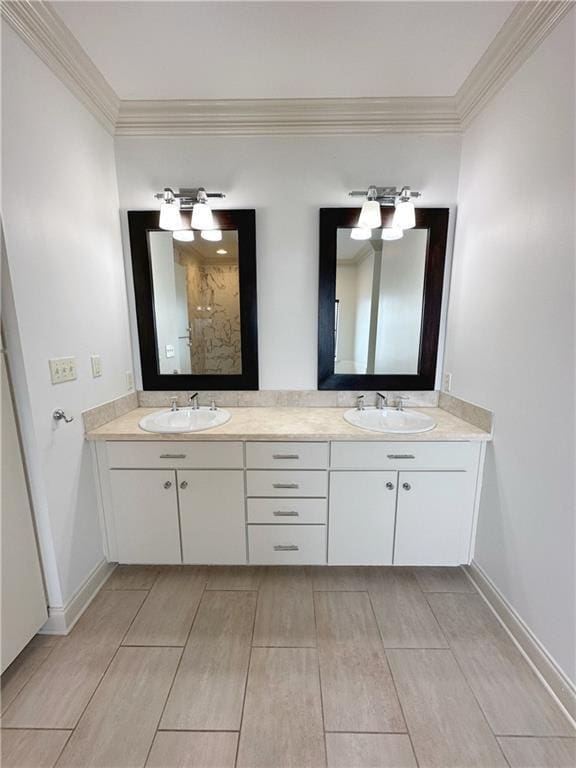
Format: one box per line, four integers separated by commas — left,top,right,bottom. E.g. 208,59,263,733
191,201,214,230
351,227,372,241
201,229,222,242
216,249,228,255
159,200,183,231
393,200,416,230
173,230,195,242
358,200,382,229
381,226,403,241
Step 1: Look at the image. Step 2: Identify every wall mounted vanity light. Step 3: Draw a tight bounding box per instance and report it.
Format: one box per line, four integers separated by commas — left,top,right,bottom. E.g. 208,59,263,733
154,187,226,241
349,186,421,241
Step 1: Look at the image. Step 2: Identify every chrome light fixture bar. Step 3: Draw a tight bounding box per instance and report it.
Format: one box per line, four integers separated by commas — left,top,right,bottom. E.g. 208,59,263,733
154,187,226,239
348,185,421,240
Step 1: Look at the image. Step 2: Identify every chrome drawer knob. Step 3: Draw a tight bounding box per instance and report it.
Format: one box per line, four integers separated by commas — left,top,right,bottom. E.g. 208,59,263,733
180,481,188,490
163,481,172,489
386,482,394,490
402,482,411,491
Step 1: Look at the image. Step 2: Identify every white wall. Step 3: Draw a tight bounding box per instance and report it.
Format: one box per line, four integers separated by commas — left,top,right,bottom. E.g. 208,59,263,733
376,229,427,374
444,12,575,683
115,133,461,389
149,231,182,374
1,26,134,609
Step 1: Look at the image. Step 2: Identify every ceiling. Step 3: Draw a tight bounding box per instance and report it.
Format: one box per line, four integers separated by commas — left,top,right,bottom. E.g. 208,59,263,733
52,1,515,101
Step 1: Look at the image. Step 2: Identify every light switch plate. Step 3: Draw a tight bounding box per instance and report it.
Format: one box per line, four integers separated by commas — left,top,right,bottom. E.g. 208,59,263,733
49,356,77,384
165,344,175,359
90,354,102,378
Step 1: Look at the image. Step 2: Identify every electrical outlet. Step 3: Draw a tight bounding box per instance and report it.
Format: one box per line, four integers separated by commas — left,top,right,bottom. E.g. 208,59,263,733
165,344,175,359
49,356,77,384
90,354,102,378
443,372,453,392
126,371,134,390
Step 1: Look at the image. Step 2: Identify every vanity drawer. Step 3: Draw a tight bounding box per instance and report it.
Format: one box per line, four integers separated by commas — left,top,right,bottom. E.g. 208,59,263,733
246,442,329,469
106,441,244,469
246,470,328,498
248,525,326,564
330,441,480,471
247,498,327,525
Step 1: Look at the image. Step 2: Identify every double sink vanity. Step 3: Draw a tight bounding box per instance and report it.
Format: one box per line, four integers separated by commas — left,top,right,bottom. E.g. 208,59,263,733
91,202,491,569
87,397,491,569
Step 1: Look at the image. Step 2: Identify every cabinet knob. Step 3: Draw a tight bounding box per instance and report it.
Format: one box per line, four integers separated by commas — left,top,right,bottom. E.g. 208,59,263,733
163,481,172,489
402,482,411,491
386,482,395,491
180,481,188,490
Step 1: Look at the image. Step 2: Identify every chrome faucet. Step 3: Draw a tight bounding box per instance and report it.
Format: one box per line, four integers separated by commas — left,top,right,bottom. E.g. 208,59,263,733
356,395,365,411
189,392,199,410
376,392,388,410
210,399,217,411
395,395,408,411
169,396,178,412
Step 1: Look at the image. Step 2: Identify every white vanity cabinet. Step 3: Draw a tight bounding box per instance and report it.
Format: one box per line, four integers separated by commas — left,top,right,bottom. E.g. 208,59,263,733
101,441,246,565
329,441,483,566
94,437,485,568
108,469,181,564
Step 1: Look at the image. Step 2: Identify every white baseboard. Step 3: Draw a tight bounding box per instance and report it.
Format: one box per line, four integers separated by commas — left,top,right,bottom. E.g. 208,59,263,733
465,560,576,722
39,559,115,635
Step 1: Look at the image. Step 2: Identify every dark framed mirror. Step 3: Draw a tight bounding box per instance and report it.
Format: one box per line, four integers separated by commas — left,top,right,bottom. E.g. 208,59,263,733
128,209,258,390
318,207,448,390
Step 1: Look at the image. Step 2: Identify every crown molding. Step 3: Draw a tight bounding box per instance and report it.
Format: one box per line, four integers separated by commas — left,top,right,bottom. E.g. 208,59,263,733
3,0,572,137
115,96,460,136
456,0,574,127
1,0,119,134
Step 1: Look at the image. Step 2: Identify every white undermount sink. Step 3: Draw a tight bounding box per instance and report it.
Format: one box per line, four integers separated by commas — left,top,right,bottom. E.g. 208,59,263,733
343,407,436,434
139,407,231,434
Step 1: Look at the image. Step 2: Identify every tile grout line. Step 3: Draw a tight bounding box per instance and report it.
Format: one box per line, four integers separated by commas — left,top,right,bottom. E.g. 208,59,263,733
0,641,60,719
422,590,512,766
366,588,420,768
311,587,329,768
233,576,260,768
142,568,211,767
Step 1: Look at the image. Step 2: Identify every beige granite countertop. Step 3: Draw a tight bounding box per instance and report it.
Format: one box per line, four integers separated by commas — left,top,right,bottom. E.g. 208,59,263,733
86,407,492,442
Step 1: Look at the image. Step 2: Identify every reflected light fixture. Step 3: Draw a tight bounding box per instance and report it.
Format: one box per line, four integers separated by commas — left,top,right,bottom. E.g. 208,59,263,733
381,226,403,241
349,185,421,239
351,227,372,240
201,229,223,242
173,230,195,242
216,248,228,255
357,186,382,229
154,186,225,233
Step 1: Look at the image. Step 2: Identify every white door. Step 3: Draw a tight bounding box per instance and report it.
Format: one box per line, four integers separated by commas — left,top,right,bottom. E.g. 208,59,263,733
328,471,397,565
394,471,473,566
1,350,47,672
109,470,181,564
179,470,246,564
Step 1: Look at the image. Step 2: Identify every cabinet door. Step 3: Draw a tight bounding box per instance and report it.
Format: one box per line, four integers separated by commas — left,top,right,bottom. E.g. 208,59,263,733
109,470,181,564
179,470,246,564
394,471,474,566
328,471,397,565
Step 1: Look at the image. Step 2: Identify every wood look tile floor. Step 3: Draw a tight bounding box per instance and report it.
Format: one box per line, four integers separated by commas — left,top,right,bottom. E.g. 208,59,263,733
1,566,574,768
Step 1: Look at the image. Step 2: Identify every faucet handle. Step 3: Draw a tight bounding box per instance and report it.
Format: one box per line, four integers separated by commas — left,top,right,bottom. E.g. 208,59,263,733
395,395,409,411
169,396,178,411
356,394,365,411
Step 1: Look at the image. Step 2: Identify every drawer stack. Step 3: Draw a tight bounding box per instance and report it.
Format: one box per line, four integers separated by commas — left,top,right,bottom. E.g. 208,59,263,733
245,442,329,564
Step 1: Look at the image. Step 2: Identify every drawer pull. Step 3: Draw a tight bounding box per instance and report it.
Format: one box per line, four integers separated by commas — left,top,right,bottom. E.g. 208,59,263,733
273,544,300,551
272,454,300,460
386,482,395,491
387,454,415,459
272,483,299,489
163,481,172,490
273,510,299,517
402,482,412,491
180,481,188,490
159,454,187,459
